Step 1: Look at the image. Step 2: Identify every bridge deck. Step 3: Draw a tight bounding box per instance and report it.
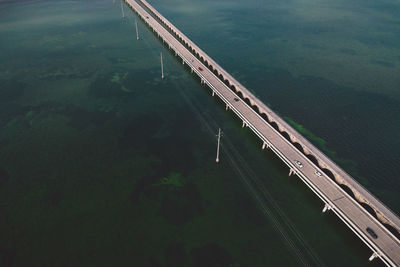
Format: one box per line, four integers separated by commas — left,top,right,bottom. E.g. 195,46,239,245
124,0,400,265
137,0,400,236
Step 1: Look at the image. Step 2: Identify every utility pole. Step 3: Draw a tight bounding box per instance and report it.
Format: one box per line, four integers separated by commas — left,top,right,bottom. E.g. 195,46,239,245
160,52,164,79
216,128,222,163
135,19,139,40
120,0,125,18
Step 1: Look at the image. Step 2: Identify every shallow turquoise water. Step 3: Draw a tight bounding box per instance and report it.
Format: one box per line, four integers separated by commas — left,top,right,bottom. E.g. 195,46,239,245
0,0,399,266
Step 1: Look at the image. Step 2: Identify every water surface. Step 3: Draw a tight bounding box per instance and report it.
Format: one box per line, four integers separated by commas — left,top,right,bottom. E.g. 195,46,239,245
0,0,399,266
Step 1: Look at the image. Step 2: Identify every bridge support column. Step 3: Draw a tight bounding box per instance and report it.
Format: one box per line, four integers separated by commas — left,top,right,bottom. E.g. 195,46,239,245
289,168,295,176
191,69,193,74
262,142,269,150
242,121,247,128
369,252,379,262
225,104,229,111
182,59,184,65
212,91,215,96
322,203,331,213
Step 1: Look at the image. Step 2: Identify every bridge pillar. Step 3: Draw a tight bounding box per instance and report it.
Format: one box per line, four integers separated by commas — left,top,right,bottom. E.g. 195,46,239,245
262,142,269,150
322,203,331,213
369,252,379,262
212,90,215,96
191,69,193,73
242,121,247,128
182,59,184,65
225,104,229,111
289,168,295,176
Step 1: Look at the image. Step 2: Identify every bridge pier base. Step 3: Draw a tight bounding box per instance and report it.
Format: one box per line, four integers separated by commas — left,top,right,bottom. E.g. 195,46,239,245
242,121,247,128
289,168,295,176
212,90,215,96
369,252,379,262
322,203,331,213
262,142,269,150
191,69,193,73
226,104,229,111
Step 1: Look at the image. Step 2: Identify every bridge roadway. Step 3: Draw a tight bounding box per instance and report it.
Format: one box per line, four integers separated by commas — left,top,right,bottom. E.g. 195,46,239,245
137,0,400,237
124,0,400,265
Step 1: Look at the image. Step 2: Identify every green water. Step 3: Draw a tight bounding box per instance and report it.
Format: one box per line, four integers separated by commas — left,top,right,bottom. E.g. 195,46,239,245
0,0,399,266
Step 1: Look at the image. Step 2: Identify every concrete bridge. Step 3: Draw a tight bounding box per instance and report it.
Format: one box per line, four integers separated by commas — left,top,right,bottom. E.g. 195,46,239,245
124,0,400,265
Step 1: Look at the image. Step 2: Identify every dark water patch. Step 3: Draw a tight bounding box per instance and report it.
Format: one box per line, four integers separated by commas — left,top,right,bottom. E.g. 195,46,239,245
89,73,129,98
232,190,265,227
89,69,158,99
121,70,154,92
0,167,10,187
129,163,164,206
165,242,188,267
0,246,16,267
190,243,236,267
64,106,115,130
120,109,201,175
0,79,25,103
157,180,203,226
41,182,64,207
146,136,198,177
42,190,63,207
0,103,29,128
37,65,94,81
361,0,400,17
340,48,356,55
0,139,9,150
303,43,325,50
147,114,203,176
0,103,28,118
370,59,395,68
297,23,337,35
147,257,162,267
128,151,195,207
356,35,399,48
18,102,116,130
130,168,203,225
119,113,164,149
0,0,46,5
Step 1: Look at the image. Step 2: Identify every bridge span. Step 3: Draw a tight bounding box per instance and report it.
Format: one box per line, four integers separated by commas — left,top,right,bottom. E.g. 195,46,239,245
124,0,400,265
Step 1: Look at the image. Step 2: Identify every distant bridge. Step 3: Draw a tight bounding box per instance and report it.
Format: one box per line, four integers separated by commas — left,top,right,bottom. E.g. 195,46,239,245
124,0,400,265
